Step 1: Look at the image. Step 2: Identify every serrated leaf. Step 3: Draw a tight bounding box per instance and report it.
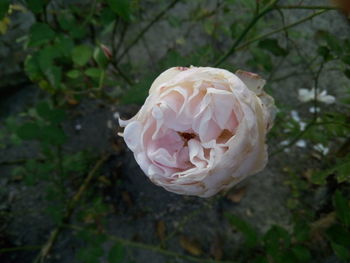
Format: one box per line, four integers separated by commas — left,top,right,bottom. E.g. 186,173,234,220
333,190,350,226
226,213,258,248
107,0,130,21
85,68,102,78
258,38,288,57
67,69,81,79
28,23,55,47
108,243,125,263
72,45,92,66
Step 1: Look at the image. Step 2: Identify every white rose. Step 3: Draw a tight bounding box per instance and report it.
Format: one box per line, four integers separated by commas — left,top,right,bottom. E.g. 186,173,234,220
118,66,276,197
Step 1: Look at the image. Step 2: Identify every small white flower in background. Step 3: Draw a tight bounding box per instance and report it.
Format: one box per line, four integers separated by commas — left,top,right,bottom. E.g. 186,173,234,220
75,123,82,131
313,143,329,155
290,110,306,131
280,140,290,146
291,110,301,122
296,140,306,148
298,88,335,104
309,106,320,114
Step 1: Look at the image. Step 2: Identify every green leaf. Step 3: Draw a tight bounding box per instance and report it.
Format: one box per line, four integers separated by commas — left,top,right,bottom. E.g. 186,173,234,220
43,125,67,145
69,25,87,39
310,170,329,185
17,123,41,140
45,65,62,89
226,213,258,248
264,225,291,258
333,190,350,226
107,0,130,21
57,12,75,31
38,46,61,72
54,35,74,57
26,0,45,14
67,69,81,79
72,45,93,66
24,54,42,81
293,220,310,242
326,224,350,247
36,102,66,124
258,38,288,57
28,23,56,47
77,246,104,263
108,243,125,263
291,245,311,262
0,0,9,19
93,47,109,69
85,68,102,79
331,242,350,261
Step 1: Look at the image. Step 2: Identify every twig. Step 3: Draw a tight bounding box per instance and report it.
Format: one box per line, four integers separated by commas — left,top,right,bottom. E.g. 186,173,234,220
65,224,235,263
33,154,109,263
115,22,128,59
214,0,279,66
312,61,325,120
276,5,337,10
110,65,134,86
116,0,181,62
236,9,330,52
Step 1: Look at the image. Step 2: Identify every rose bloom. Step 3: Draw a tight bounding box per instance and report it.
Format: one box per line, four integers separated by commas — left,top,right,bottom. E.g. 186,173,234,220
119,66,276,197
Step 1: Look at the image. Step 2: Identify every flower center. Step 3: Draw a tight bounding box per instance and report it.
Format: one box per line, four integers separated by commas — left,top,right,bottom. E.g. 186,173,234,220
178,132,197,146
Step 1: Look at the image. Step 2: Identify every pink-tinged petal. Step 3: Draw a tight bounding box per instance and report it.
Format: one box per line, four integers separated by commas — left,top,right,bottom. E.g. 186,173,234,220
123,121,142,151
188,139,208,168
209,89,235,129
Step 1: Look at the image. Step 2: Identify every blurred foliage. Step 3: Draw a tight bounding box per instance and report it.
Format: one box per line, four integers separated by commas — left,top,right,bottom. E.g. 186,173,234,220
0,0,349,263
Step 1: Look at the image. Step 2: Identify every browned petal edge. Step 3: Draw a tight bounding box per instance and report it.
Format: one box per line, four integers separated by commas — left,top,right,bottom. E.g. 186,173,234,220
236,69,261,80
176,66,189,71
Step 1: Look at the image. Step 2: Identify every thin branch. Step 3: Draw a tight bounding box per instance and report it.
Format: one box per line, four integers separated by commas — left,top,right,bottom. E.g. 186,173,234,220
236,9,330,51
117,0,181,62
214,0,279,66
34,154,109,263
276,5,337,10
